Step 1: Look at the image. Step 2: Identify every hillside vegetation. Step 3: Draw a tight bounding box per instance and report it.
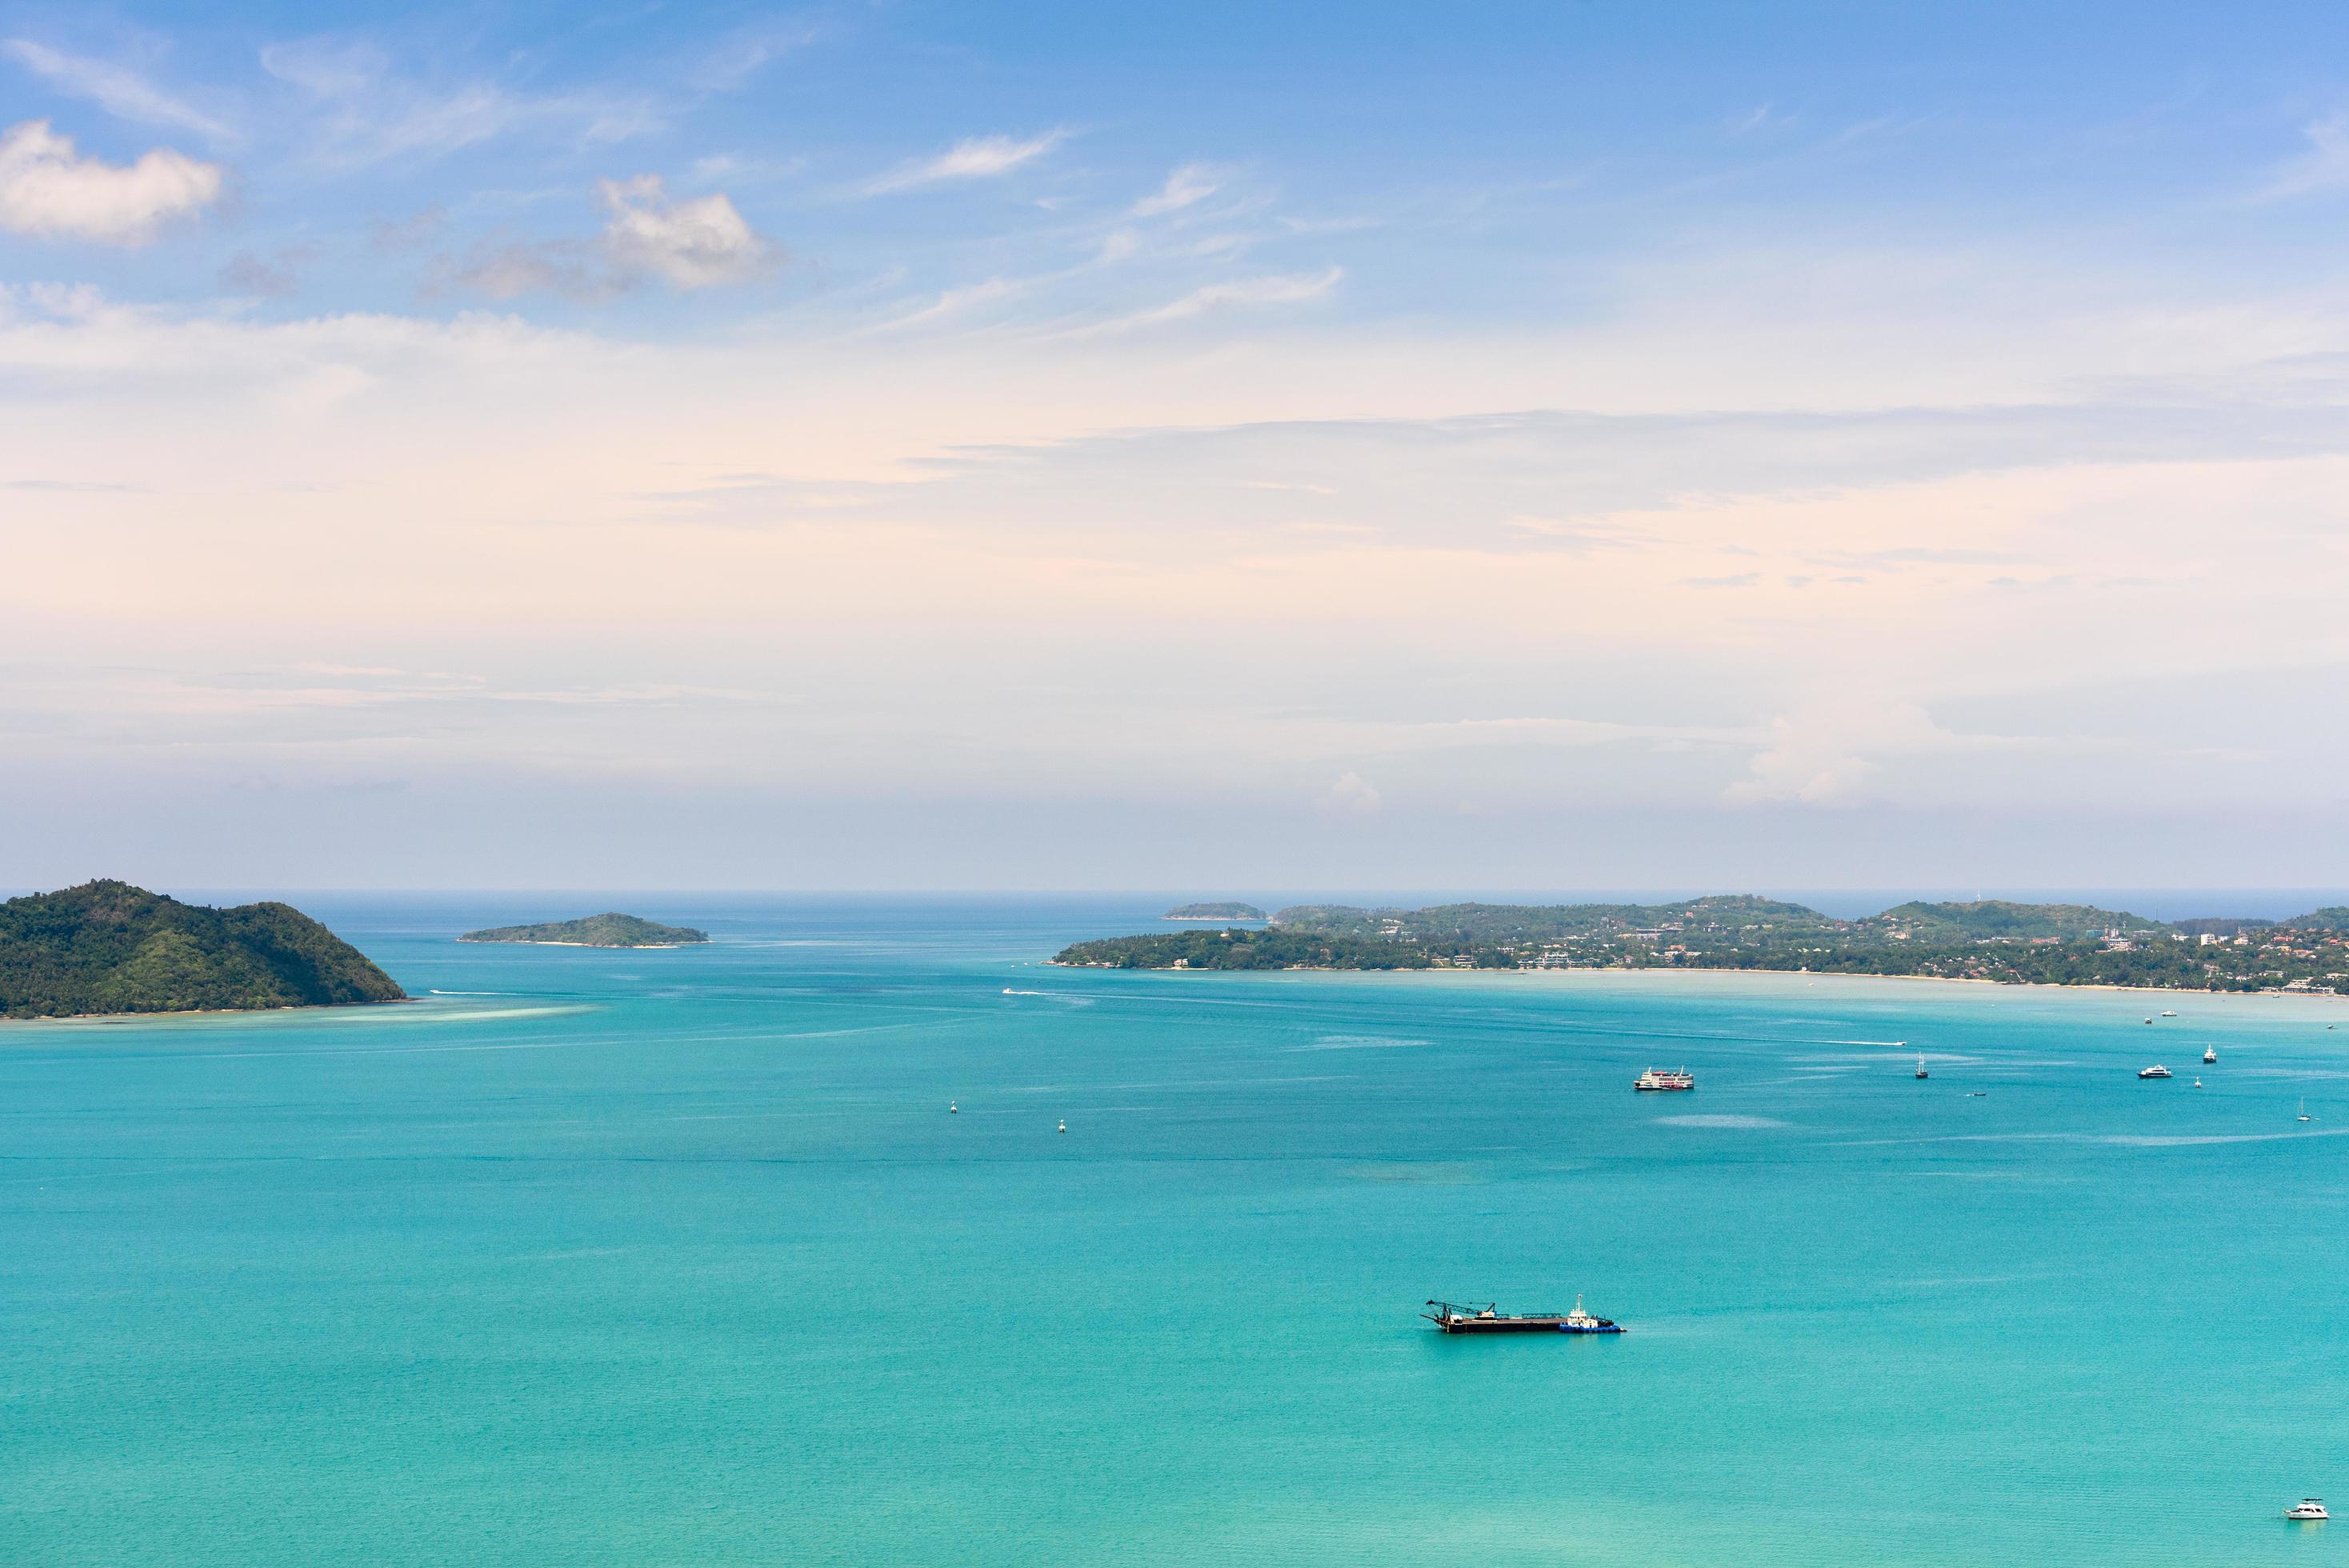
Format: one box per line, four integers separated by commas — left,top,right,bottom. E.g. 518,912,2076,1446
0,881,406,1020
459,913,710,947
1053,896,2349,994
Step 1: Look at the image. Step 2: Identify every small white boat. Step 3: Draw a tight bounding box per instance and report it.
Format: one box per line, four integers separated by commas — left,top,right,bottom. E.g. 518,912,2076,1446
2204,1046,2217,1063
949,1101,958,1114
2160,1010,2177,1018
2299,1098,2313,1123
2143,1017,2154,1025
1057,1118,1067,1134
2194,1078,2203,1089
2138,1065,2172,1079
2286,1498,2327,1522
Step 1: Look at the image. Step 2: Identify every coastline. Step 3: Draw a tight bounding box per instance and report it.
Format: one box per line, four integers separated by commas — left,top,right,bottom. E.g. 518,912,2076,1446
455,938,706,949
1045,958,2349,1003
0,996,418,1027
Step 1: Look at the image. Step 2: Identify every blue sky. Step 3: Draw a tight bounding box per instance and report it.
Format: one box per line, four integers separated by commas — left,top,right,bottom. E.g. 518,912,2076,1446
5,2,2349,889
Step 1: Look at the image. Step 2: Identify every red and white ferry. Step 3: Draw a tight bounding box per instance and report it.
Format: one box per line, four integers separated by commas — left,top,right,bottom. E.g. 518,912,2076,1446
1634,1067,1695,1092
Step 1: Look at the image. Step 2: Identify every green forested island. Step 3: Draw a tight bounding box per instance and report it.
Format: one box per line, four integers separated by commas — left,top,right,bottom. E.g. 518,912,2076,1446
0,881,406,1020
1162,902,1267,921
1054,897,2349,994
459,913,710,947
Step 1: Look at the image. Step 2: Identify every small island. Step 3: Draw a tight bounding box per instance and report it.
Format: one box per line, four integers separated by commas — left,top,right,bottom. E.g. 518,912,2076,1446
458,913,710,948
1162,902,1267,921
1054,896,2349,994
0,880,406,1020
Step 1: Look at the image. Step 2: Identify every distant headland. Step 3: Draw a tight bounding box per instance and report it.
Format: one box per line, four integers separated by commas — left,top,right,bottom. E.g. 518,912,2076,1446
0,880,406,1020
459,913,710,948
1055,897,2349,995
1162,902,1267,921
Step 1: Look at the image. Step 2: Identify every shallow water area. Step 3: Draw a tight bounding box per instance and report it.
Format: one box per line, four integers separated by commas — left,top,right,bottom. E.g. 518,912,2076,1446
5,894,2349,1566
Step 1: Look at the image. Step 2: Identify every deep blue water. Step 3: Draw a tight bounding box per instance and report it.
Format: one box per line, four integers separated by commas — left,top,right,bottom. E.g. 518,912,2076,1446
6,895,2349,1565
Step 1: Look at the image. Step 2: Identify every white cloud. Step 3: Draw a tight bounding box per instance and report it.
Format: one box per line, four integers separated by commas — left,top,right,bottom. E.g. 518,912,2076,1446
3,39,237,145
1722,700,1967,806
1131,162,1222,217
0,119,221,244
442,178,774,298
2261,112,2349,201
864,130,1063,194
598,175,774,289
1323,770,1383,815
1086,266,1343,334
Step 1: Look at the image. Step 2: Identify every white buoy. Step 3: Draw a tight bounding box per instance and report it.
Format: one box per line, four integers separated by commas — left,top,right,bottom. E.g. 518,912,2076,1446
1057,1118,1066,1134
949,1101,958,1114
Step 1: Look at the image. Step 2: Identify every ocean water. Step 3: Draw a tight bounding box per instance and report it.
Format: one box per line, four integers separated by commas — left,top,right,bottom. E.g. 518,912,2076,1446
6,894,2349,1566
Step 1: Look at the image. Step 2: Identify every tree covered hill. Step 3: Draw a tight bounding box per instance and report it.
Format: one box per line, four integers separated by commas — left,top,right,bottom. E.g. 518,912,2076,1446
1268,896,1841,946
1057,896,2349,992
0,881,406,1020
1859,900,2167,942
459,913,710,947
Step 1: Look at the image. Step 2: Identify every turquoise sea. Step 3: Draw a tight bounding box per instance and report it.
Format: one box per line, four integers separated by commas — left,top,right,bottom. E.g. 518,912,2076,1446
7,895,2349,1566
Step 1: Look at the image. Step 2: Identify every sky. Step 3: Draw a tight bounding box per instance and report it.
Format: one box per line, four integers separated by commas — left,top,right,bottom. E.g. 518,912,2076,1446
6,1,2349,892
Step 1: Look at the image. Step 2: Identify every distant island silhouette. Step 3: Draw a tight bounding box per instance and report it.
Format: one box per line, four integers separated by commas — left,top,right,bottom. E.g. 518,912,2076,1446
459,913,710,948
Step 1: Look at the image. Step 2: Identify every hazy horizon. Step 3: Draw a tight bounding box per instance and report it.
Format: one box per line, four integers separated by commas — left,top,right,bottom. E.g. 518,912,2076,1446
14,884,2349,928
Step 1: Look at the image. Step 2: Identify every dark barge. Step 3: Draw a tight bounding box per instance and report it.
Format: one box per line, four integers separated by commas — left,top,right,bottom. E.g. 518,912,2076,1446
1423,1297,1623,1334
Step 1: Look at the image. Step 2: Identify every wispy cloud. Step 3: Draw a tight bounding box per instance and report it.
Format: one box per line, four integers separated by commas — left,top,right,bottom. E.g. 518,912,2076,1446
261,37,660,168
3,39,238,146
0,119,222,244
874,277,1020,332
1083,265,1342,334
862,130,1064,194
2259,111,2349,200
221,248,308,298
694,18,822,91
1131,162,1223,217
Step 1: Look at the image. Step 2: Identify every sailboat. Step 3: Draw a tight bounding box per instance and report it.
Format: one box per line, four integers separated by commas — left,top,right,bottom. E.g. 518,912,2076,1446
2299,1098,2313,1123
1915,1058,1929,1079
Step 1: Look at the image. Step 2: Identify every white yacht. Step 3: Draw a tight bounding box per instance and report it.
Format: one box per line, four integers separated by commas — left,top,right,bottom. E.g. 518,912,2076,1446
2138,1065,2172,1080
2286,1498,2327,1522
2161,1010,2178,1018
2203,1046,2217,1064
